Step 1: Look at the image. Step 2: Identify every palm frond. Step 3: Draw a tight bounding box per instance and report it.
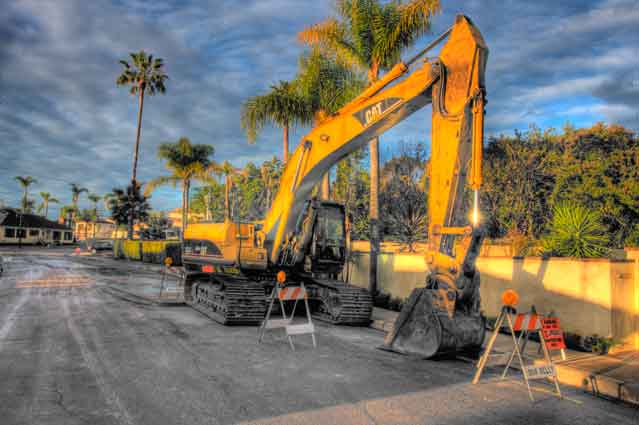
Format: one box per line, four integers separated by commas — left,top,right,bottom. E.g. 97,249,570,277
240,80,312,143
144,175,179,196
117,50,168,96
298,19,366,71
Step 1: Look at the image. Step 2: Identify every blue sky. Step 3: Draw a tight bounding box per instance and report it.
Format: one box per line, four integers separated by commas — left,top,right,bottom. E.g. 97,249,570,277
1,0,637,218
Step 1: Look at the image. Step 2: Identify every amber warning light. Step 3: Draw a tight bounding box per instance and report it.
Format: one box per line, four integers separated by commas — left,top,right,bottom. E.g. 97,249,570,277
501,289,519,306
276,271,286,284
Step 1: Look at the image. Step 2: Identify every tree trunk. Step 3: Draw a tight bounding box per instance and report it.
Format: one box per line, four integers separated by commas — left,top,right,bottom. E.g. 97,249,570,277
22,188,27,213
205,190,211,220
321,172,330,200
181,180,190,241
368,65,380,296
127,181,135,239
283,123,289,163
129,88,145,239
265,182,271,211
369,137,380,296
44,201,48,219
225,175,231,221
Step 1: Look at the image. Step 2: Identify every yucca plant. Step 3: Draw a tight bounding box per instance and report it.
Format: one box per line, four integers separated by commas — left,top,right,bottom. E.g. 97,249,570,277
542,201,609,258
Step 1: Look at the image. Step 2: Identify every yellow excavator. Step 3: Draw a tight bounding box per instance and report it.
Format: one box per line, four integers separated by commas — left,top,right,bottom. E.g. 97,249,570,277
182,14,487,357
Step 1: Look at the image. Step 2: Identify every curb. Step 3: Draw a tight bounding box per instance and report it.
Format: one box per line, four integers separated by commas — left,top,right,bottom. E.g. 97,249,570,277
535,357,639,406
370,313,639,407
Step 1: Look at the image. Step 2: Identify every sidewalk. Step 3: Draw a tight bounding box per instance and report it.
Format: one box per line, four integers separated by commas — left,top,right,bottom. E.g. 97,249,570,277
371,307,639,406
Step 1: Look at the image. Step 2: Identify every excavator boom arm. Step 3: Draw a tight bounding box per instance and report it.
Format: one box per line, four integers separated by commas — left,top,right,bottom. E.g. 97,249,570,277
264,15,488,282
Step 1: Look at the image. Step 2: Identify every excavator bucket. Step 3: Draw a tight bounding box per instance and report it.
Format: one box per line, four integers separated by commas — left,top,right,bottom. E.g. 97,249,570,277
381,288,485,358
381,288,442,358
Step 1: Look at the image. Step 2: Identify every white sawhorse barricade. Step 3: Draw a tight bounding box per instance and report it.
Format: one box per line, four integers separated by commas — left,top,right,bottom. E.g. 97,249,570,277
258,282,316,350
473,304,564,401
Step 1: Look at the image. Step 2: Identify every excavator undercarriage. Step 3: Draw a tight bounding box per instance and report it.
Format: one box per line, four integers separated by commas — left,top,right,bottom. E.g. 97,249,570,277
182,200,373,326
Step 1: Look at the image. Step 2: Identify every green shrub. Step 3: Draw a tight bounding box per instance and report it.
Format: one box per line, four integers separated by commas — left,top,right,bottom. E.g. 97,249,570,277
624,223,639,247
542,202,609,258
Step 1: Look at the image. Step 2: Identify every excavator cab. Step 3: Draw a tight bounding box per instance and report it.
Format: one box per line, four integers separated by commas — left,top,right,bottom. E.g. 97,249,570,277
280,199,346,275
308,201,346,275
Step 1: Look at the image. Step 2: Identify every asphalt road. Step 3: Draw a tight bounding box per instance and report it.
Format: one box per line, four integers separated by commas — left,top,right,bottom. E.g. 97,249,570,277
0,252,636,425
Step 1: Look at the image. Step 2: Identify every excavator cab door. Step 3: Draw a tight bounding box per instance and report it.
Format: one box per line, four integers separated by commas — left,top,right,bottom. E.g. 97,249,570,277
308,202,346,275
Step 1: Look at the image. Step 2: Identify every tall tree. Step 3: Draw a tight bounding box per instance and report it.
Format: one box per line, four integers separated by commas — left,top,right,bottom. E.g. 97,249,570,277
299,0,440,294
87,193,102,220
216,160,250,221
259,157,283,212
60,205,79,226
241,80,312,163
482,127,557,239
38,192,59,219
295,48,365,199
190,182,225,222
117,50,168,238
108,183,150,233
15,176,37,213
68,183,88,226
145,137,215,239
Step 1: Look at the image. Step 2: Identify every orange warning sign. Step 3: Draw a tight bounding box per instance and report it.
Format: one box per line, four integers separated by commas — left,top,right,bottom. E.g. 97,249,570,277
513,313,541,331
277,286,307,301
541,318,566,350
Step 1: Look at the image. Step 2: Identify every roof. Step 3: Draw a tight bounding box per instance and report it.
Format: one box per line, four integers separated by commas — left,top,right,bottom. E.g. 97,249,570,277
0,208,71,230
75,219,115,225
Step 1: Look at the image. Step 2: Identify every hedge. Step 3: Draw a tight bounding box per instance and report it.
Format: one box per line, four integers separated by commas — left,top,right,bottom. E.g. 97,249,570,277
112,239,181,266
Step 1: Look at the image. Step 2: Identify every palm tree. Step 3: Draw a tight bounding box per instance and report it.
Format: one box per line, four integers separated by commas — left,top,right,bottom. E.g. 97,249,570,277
117,50,168,238
88,193,101,220
103,193,114,212
215,160,250,221
15,176,37,213
59,205,79,227
38,192,59,219
241,80,312,163
259,157,282,211
87,193,102,239
145,137,215,239
107,183,150,230
299,0,440,294
69,184,87,209
295,48,365,199
69,183,87,227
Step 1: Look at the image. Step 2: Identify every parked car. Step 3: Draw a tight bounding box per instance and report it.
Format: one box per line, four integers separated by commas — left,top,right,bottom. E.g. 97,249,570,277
89,239,114,251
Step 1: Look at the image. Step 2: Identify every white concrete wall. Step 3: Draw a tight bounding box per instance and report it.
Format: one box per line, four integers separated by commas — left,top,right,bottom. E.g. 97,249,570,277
346,249,639,349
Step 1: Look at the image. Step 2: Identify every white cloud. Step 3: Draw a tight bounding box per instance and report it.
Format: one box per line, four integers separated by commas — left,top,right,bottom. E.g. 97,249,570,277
1,0,637,213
